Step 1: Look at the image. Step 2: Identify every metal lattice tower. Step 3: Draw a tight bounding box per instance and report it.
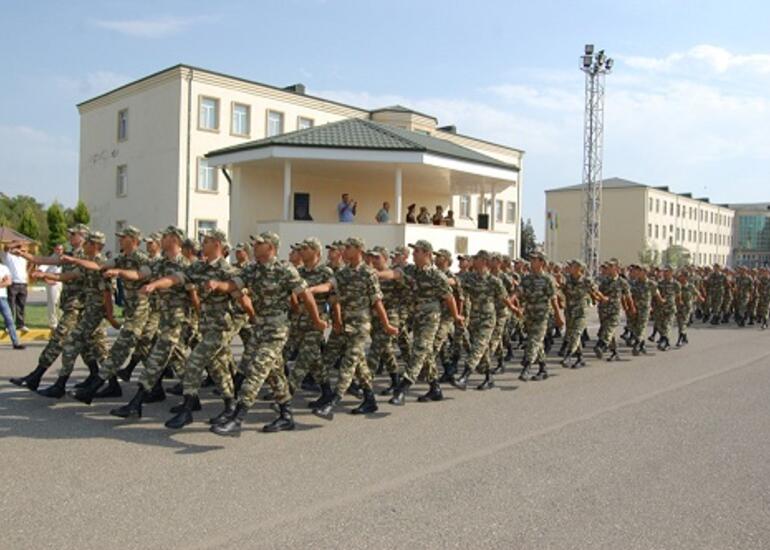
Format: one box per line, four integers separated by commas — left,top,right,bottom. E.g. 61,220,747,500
580,45,613,275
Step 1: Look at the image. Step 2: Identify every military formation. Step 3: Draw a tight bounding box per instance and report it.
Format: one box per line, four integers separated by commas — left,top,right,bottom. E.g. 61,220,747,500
8,222,770,438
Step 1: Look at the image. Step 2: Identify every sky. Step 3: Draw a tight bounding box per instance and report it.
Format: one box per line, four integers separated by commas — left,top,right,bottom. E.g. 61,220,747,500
2,0,770,239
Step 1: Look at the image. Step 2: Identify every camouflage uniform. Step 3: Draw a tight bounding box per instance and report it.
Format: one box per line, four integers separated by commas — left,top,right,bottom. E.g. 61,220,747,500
561,272,597,359
705,270,726,322
755,273,770,327
321,257,346,369
655,278,681,344
519,271,557,367
367,259,406,377
676,279,698,339
460,271,504,374
629,276,656,352
596,275,630,353
235,257,308,409
734,271,755,323
490,269,514,364
99,248,152,378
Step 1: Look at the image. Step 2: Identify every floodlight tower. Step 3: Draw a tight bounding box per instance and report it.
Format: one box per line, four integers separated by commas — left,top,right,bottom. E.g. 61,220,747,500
580,44,613,274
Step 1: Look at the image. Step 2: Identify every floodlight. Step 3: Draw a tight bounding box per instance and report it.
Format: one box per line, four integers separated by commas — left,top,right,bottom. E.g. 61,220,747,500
584,44,594,55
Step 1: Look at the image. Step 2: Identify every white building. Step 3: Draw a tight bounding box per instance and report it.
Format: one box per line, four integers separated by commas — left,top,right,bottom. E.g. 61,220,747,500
545,177,734,266
78,64,523,256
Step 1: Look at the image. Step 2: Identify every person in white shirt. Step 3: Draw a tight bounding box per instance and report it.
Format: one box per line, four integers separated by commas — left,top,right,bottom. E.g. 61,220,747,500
0,262,24,349
40,244,64,329
1,242,30,333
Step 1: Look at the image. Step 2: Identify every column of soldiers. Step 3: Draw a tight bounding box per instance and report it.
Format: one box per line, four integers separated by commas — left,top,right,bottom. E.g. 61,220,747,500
10,222,770,439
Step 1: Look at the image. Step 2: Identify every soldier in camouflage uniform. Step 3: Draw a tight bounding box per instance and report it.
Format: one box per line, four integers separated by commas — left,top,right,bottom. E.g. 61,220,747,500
289,237,334,406
704,265,726,325
518,252,562,381
734,266,755,326
433,249,464,380
110,226,192,418
391,245,414,365
385,241,462,405
653,266,681,351
452,250,519,390
282,243,305,364
560,259,603,367
312,237,398,419
206,231,327,437
754,267,770,329
628,265,660,356
444,254,472,381
489,252,515,373
720,270,734,324
10,224,105,392
320,240,346,372
32,231,116,399
675,269,703,346
594,259,634,361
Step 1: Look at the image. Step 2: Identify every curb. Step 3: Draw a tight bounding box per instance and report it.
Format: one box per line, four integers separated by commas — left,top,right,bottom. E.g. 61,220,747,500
0,328,51,343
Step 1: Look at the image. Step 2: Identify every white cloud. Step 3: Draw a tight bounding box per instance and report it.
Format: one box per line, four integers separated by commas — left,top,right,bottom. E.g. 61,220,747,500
620,44,770,76
90,16,209,38
0,126,78,206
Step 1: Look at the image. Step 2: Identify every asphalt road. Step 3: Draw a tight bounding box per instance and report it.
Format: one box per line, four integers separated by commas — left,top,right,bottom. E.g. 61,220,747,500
1,323,769,550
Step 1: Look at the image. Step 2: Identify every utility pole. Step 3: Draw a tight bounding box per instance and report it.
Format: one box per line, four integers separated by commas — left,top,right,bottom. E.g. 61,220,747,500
580,44,613,274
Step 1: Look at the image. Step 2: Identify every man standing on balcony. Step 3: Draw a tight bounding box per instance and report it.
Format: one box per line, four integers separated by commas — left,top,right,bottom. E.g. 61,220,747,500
337,193,357,223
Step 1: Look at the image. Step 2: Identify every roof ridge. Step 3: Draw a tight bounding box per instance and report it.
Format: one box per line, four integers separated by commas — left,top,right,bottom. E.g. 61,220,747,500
354,118,426,150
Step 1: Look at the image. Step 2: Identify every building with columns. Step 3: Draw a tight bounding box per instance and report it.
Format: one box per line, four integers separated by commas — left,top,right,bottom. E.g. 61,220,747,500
545,177,735,266
78,64,523,256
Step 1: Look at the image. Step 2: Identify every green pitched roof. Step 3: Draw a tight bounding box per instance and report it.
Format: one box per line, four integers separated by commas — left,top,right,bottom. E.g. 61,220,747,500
206,118,518,171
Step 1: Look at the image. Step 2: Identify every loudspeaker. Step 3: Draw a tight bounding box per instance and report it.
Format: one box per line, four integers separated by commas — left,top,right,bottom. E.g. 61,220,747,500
293,193,312,221
477,213,489,230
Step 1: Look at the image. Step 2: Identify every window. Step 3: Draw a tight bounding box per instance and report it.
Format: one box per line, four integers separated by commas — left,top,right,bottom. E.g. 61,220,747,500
196,220,217,240
267,110,284,136
116,164,127,197
655,199,660,213
676,228,680,241
231,103,250,137
508,239,517,258
649,198,653,212
455,236,468,255
662,226,667,239
297,116,314,130
670,203,674,215
198,96,219,131
197,158,218,192
117,109,128,141
459,195,471,218
495,199,503,223
506,201,516,224
648,224,652,238
655,225,659,238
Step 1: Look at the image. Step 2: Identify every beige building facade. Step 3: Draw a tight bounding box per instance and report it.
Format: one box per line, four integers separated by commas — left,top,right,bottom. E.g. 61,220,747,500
78,64,523,256
545,178,734,266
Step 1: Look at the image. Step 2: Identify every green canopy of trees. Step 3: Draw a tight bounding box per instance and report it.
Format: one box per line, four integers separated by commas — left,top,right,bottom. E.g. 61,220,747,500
0,193,90,253
520,218,537,259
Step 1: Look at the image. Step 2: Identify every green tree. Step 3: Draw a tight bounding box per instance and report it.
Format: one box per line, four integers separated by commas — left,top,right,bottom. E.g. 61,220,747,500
638,241,660,266
17,208,40,240
520,218,537,259
662,244,691,268
46,202,68,250
72,200,91,225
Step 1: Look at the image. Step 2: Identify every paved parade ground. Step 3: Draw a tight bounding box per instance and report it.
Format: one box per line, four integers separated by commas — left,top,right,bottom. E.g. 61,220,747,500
2,323,770,550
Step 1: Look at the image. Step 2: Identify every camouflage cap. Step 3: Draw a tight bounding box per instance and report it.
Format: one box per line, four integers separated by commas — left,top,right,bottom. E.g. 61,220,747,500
529,250,547,262
325,239,345,251
369,245,389,258
456,254,469,261
301,237,322,252
662,264,674,271
344,237,365,249
144,231,162,243
289,242,304,252
569,259,586,269
182,238,200,252
489,251,502,261
393,245,409,256
433,248,452,260
474,249,491,260
115,225,142,239
86,230,106,244
67,223,90,235
234,242,249,252
161,226,185,241
408,240,433,253
606,258,620,267
250,231,280,249
202,228,228,244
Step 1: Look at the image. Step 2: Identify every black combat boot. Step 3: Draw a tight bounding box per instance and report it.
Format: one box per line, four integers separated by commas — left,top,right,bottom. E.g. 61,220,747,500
532,362,549,381
492,353,505,375
504,343,514,362
519,361,532,382
607,349,620,361
264,402,296,431
37,375,69,398
571,351,585,369
312,392,342,419
346,381,363,399
594,340,606,359
721,313,730,324
389,379,412,405
557,339,567,357
165,394,198,429
450,366,471,390
648,329,658,342
11,365,48,392
675,333,684,347
201,375,215,388
351,389,379,414
210,403,249,437
169,395,201,413
94,376,122,399
379,372,401,396
581,329,590,346
162,366,174,379
167,381,184,396
74,360,100,389
762,318,768,330
440,355,458,382
301,374,320,393
110,385,147,419
417,380,443,402
116,354,141,382
308,382,334,409
209,398,236,426
143,379,166,403
710,315,720,325
657,337,670,351
476,372,495,391
69,375,105,405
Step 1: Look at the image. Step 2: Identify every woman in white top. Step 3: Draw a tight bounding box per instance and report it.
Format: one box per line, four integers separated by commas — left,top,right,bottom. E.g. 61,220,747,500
0,262,24,349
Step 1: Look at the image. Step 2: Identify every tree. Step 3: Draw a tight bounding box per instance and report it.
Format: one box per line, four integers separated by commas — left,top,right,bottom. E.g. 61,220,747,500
662,245,691,268
72,200,91,225
638,241,660,266
46,202,68,250
17,207,40,240
520,218,537,259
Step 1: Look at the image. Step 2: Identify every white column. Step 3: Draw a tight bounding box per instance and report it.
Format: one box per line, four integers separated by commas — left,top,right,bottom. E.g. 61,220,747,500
283,161,292,221
394,167,403,223
490,187,497,231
